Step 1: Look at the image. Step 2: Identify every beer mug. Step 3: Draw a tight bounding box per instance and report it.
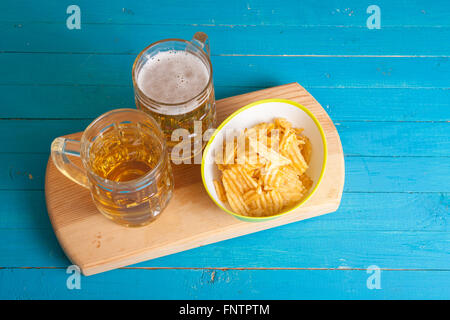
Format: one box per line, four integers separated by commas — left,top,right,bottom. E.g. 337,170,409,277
50,109,174,227
132,32,216,163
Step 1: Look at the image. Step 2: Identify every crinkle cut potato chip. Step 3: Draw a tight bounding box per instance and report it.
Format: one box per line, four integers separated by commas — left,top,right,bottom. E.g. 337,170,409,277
214,118,313,217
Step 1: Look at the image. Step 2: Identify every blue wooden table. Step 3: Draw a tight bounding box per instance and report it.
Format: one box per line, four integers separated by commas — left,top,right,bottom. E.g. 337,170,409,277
0,0,449,299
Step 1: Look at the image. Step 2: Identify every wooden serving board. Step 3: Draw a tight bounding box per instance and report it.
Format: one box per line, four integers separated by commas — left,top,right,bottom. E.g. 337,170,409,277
45,82,345,276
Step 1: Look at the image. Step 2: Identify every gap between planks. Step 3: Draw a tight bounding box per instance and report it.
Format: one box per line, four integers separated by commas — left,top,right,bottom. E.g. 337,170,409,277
0,84,447,90
1,266,449,271
1,51,449,58
1,21,449,28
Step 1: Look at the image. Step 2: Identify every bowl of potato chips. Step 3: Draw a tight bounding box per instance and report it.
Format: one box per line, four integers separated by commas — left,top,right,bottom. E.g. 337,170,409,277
201,99,327,222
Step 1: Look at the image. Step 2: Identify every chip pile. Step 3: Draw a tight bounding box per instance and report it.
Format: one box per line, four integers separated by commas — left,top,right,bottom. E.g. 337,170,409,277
213,118,313,217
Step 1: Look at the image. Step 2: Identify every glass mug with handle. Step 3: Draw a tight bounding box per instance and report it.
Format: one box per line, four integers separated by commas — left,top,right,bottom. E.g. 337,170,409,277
132,31,215,163
50,109,174,227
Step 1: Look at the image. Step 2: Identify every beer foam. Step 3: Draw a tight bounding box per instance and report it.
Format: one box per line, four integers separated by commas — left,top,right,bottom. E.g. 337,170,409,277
137,50,210,113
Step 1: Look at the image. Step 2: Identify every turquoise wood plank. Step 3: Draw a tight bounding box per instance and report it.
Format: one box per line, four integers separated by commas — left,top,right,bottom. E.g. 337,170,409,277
1,86,449,121
1,191,447,232
0,120,93,153
0,191,48,229
0,268,449,299
1,153,448,192
0,85,135,119
0,190,447,270
3,23,450,56
0,154,46,190
1,120,448,156
337,122,450,156
0,0,448,301
0,0,448,27
344,156,449,192
308,87,450,121
1,226,449,269
0,54,448,88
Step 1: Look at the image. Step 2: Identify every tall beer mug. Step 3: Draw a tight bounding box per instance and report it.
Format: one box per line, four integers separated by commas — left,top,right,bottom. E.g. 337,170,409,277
132,32,216,163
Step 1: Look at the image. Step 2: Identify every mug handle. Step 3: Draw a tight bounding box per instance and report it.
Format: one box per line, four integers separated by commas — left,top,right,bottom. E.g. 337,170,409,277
191,31,210,56
51,137,89,188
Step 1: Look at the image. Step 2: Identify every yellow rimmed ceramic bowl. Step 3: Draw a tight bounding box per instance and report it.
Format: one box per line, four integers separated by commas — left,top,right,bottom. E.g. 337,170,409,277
201,99,327,222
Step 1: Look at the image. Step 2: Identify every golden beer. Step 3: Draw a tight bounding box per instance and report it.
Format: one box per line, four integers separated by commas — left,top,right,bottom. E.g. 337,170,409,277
89,124,162,182
51,109,174,227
